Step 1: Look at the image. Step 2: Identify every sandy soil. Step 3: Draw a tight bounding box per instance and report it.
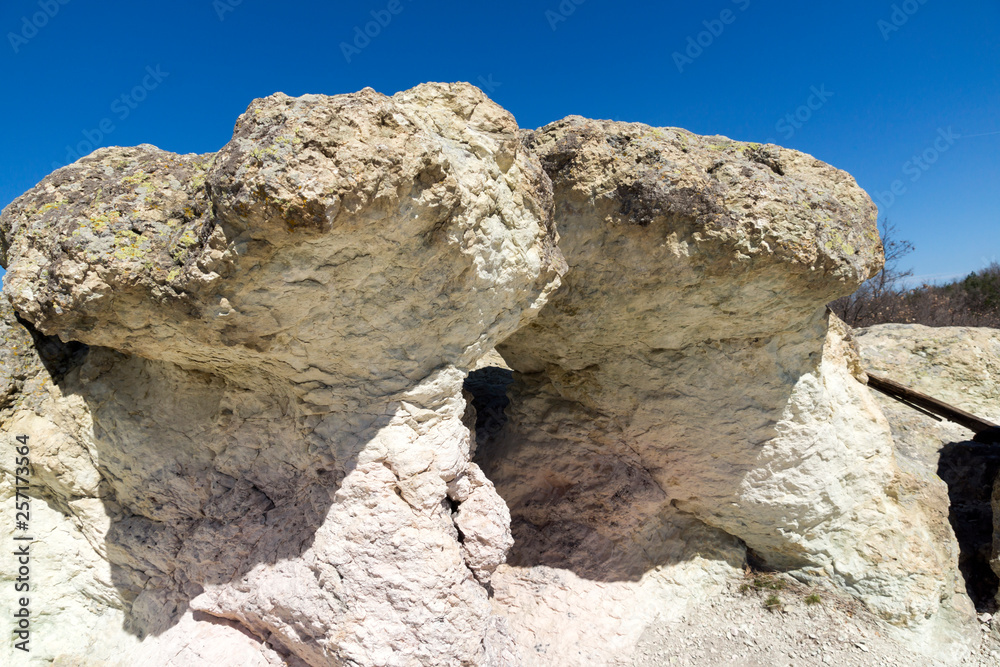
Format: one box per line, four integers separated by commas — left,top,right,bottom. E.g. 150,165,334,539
617,571,1000,667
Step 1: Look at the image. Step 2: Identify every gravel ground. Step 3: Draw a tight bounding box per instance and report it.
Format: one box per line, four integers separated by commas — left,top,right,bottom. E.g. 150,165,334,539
617,572,1000,667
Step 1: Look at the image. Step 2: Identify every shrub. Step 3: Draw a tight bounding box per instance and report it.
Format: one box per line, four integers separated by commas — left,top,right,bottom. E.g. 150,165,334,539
829,218,1000,329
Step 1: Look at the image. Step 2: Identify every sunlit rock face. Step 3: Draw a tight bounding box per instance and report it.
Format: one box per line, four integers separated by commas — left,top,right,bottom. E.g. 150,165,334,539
0,86,981,666
855,324,1000,615
0,82,563,666
479,117,975,663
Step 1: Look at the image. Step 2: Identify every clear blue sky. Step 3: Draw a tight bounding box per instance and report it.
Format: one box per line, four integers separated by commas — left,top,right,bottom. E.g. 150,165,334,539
1,0,997,288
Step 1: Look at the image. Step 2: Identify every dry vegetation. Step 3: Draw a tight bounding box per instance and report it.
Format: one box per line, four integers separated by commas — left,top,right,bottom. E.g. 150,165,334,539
829,220,1000,329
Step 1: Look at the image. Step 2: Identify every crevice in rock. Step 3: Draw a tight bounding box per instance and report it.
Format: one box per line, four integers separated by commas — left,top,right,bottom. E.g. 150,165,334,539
463,365,513,445
745,145,785,176
745,546,780,573
191,610,311,666
14,312,89,383
937,440,1000,612
192,609,266,645
446,495,466,544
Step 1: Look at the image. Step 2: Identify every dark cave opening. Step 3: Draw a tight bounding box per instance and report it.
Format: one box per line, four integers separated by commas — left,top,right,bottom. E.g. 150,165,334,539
463,364,513,446
937,440,1000,612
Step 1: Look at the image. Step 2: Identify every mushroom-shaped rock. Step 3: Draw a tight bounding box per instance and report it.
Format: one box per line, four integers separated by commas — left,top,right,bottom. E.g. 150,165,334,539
477,117,973,662
0,83,563,666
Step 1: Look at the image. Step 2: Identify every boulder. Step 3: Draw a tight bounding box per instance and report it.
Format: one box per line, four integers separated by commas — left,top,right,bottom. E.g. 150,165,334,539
855,324,1000,614
0,86,984,666
1,82,563,666
477,117,975,663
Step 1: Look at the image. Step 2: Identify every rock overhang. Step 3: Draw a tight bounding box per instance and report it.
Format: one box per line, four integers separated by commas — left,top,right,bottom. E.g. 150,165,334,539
1,82,970,667
1,83,565,394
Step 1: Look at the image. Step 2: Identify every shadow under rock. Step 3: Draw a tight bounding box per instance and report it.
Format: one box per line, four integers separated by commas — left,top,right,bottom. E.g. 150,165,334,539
465,364,749,583
464,366,513,445
937,440,1000,612
16,317,382,648
14,312,89,382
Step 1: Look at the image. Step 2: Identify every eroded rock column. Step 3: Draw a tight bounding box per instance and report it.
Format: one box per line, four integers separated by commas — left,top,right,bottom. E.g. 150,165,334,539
479,117,974,662
0,83,564,666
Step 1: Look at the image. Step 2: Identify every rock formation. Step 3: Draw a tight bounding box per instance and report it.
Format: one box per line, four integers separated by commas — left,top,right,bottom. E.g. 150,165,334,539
0,83,986,665
855,324,1000,614
1,82,563,666
478,118,975,664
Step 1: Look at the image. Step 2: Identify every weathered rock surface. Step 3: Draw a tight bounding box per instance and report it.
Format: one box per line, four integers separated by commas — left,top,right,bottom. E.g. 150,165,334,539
0,85,986,666
478,117,976,663
1,82,562,666
855,324,1000,613
855,324,1000,460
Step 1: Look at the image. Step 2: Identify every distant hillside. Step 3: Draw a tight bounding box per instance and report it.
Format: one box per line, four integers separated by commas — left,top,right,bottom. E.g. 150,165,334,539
831,262,1000,329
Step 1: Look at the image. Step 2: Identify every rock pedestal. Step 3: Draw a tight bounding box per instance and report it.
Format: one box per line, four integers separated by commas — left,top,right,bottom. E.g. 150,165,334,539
0,85,983,665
